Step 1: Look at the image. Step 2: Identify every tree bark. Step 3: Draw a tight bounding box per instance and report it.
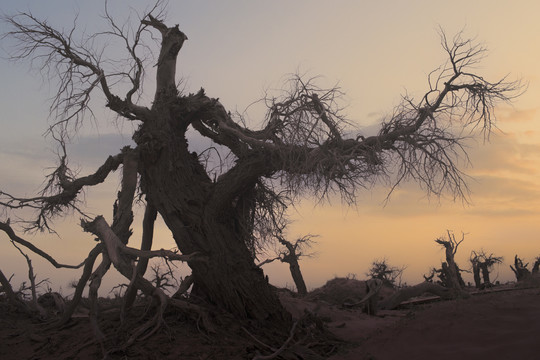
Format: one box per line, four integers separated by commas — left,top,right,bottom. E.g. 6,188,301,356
472,263,482,289
288,261,308,296
480,264,491,287
123,18,292,328
136,119,290,326
123,201,157,309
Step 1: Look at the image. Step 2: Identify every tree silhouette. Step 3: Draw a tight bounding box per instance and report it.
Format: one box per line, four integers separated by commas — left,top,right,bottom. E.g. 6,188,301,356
258,234,316,296
366,259,406,288
510,255,540,282
432,231,466,289
0,2,521,336
470,250,503,289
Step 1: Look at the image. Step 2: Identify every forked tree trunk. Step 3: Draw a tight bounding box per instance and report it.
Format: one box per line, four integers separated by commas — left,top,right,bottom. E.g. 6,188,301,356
126,19,292,328
136,119,290,327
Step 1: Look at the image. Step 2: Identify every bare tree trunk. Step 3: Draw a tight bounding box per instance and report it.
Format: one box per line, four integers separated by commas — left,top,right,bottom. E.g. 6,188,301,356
446,260,463,289
123,201,157,309
510,255,531,281
137,125,290,326
277,236,310,297
435,232,464,290
472,262,482,288
288,261,307,296
480,264,491,287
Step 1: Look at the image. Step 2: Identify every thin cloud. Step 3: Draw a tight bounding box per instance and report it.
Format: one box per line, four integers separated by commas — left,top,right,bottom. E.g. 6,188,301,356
498,106,539,124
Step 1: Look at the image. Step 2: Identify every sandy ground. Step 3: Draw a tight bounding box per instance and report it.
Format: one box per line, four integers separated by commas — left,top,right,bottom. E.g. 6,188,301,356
325,287,540,360
1,281,539,359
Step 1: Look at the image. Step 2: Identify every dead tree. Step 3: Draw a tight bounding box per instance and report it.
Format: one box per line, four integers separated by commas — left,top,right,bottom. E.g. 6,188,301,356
0,1,521,337
277,235,310,296
470,250,503,289
510,255,532,281
366,258,406,288
434,231,466,290
258,235,316,296
533,257,540,275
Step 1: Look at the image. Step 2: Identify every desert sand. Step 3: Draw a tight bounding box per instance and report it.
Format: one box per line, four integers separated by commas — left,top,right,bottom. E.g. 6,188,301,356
1,279,539,359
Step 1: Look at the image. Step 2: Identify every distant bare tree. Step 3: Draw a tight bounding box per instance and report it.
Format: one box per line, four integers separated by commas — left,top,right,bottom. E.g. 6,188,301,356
258,234,316,296
533,257,540,275
510,255,532,281
433,231,466,290
470,250,503,289
0,1,521,344
366,258,406,288
147,263,177,293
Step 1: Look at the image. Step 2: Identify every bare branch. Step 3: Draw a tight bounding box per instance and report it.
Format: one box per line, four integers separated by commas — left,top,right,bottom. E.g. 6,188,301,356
58,244,102,325
111,147,139,244
252,321,298,360
2,10,152,132
0,147,125,232
9,239,47,317
124,200,157,308
366,258,406,287
0,220,83,269
81,216,205,266
257,257,280,267
100,0,165,106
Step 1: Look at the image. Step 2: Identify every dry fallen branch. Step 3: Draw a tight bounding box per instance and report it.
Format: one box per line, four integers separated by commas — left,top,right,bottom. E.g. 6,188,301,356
379,282,462,310
343,279,384,314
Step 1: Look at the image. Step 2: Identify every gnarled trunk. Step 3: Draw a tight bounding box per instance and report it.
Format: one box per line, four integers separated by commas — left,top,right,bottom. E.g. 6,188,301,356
136,117,290,326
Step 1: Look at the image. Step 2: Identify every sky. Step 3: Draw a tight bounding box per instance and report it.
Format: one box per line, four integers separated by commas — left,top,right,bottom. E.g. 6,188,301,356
0,1,539,295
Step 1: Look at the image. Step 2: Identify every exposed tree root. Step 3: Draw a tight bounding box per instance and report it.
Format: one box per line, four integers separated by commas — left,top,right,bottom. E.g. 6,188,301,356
251,321,298,360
